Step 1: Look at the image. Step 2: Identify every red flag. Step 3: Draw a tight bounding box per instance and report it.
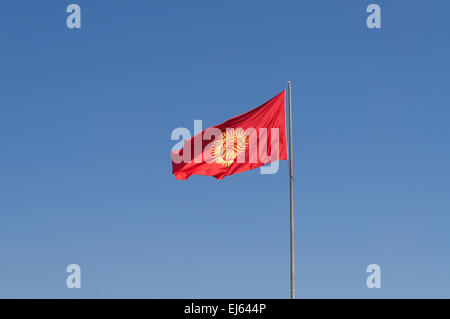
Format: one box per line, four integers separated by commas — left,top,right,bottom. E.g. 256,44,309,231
171,90,287,180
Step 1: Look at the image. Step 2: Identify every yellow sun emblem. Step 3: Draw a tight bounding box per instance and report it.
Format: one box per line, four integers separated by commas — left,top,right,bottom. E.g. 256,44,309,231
211,129,249,167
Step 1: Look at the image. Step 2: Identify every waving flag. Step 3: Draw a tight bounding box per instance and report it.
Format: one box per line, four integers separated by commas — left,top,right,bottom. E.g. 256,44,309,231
171,90,287,180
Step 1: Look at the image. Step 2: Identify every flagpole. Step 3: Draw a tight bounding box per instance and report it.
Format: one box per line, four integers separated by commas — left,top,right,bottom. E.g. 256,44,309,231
287,80,296,299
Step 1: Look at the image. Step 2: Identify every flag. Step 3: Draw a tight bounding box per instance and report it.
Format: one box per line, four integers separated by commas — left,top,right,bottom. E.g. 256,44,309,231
171,90,288,180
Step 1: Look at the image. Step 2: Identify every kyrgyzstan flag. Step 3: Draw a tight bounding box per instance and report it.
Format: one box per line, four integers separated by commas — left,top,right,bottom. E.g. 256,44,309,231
171,90,288,180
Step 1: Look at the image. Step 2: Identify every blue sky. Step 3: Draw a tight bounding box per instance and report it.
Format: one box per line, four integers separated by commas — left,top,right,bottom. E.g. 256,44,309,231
0,0,449,298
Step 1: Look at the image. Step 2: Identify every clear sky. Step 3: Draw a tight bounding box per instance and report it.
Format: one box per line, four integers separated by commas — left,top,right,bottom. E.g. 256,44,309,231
0,0,449,298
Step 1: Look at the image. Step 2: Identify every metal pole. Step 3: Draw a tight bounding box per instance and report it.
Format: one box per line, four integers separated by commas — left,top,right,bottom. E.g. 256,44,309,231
287,80,296,299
